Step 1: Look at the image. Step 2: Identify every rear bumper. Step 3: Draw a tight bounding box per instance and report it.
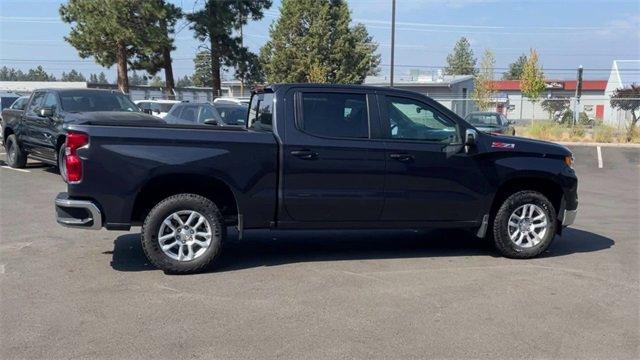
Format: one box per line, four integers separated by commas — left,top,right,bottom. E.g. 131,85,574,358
55,192,102,230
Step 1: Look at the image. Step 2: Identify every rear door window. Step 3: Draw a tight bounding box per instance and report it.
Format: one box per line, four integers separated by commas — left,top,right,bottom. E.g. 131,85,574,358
298,92,369,139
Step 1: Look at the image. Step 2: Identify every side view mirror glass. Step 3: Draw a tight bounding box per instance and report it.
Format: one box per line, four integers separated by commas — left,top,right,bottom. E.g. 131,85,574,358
465,128,477,146
39,107,54,118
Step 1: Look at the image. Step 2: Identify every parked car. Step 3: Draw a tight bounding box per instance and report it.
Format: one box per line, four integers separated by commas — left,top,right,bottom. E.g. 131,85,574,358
465,112,516,136
134,99,181,118
164,102,232,126
0,95,29,142
2,89,162,177
54,84,577,274
215,103,248,126
213,97,250,106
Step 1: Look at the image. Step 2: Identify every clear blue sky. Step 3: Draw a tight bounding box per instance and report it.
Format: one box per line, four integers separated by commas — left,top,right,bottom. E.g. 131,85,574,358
1,0,639,81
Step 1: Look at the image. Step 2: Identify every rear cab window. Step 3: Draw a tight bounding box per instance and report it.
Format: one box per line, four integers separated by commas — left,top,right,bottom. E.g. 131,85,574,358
248,92,274,132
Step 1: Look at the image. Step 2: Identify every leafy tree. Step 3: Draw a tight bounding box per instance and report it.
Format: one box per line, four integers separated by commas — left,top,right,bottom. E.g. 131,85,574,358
60,0,171,93
176,75,194,88
88,72,110,84
192,51,213,87
260,0,379,84
130,0,182,99
444,37,477,76
520,49,545,117
503,54,527,80
61,69,86,82
472,49,496,111
541,97,570,121
610,84,640,141
187,0,272,96
0,67,26,81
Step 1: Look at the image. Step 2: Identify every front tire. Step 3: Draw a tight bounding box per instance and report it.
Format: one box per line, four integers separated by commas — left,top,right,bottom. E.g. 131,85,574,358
5,134,27,168
492,190,556,258
141,193,225,274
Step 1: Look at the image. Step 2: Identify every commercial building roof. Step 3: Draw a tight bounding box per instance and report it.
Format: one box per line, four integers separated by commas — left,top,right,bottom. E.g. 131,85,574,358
492,80,608,91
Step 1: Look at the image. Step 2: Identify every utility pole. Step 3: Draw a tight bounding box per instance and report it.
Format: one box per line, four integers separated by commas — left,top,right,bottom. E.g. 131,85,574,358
390,0,396,87
573,65,583,126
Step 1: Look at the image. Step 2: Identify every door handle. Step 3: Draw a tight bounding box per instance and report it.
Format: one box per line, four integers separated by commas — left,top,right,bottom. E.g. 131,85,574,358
291,149,318,160
389,153,414,162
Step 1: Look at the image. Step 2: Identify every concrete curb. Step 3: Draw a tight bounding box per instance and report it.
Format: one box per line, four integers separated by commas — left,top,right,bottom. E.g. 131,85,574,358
555,142,640,148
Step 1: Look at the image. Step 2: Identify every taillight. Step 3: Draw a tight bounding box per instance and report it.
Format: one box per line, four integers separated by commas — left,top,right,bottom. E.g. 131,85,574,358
64,131,89,183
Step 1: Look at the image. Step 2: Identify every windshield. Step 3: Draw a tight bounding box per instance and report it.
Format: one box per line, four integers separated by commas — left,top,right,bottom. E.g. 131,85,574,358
60,91,140,113
216,104,248,125
466,113,500,126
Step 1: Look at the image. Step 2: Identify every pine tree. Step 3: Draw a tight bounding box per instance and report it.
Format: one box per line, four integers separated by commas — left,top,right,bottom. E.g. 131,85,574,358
61,69,86,82
176,75,194,88
472,50,496,111
503,54,527,80
60,0,172,93
187,0,271,96
192,51,213,87
444,37,477,76
260,0,380,84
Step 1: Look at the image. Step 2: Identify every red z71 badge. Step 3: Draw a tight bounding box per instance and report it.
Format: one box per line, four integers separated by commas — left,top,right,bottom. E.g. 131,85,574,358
491,142,515,149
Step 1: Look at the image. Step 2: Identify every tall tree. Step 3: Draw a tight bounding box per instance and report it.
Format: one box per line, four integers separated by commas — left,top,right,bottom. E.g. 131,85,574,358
260,0,380,84
187,0,272,97
128,71,147,86
610,84,640,141
472,49,496,111
503,54,528,80
192,51,213,87
520,48,545,118
61,69,86,82
444,37,477,76
130,0,182,99
60,0,171,93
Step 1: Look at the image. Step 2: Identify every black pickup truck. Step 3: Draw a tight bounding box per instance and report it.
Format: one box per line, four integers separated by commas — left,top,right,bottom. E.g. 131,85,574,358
2,88,160,177
54,84,578,273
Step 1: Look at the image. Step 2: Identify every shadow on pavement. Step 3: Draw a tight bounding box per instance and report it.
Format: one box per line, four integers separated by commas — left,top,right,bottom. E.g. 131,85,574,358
109,227,614,273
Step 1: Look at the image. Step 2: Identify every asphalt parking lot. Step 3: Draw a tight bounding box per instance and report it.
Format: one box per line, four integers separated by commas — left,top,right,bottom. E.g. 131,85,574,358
1,145,638,359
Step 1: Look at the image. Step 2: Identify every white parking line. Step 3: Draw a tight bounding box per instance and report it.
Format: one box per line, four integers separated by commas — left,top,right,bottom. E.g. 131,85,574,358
597,146,603,169
1,166,30,173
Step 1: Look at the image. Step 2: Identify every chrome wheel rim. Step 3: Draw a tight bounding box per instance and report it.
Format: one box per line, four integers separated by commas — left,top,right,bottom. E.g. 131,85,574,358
507,204,549,248
157,210,213,261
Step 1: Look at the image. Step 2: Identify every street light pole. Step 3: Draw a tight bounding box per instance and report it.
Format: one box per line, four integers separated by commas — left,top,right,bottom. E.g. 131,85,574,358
390,0,396,87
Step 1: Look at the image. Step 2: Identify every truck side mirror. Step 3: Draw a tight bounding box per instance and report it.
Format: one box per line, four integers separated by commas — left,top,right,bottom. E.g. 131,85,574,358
39,107,54,118
465,128,477,146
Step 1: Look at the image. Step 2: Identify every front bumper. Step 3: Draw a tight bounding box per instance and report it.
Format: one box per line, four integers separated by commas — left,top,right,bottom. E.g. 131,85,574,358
55,192,102,230
561,209,577,226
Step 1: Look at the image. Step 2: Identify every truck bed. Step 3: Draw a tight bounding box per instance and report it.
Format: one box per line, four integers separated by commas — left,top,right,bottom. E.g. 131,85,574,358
65,123,279,230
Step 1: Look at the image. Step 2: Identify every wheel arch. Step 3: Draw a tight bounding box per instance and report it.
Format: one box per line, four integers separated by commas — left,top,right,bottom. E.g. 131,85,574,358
131,174,240,225
491,176,564,219
3,126,14,144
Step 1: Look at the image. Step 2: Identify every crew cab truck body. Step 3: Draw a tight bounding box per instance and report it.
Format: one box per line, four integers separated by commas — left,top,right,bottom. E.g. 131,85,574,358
55,84,578,273
2,88,160,176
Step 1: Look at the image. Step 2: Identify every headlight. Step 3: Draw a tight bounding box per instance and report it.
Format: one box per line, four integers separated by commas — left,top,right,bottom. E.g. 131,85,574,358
564,155,574,168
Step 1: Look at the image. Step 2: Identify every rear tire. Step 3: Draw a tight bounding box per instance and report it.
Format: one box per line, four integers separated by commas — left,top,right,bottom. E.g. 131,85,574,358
5,134,27,168
492,190,556,259
141,193,225,274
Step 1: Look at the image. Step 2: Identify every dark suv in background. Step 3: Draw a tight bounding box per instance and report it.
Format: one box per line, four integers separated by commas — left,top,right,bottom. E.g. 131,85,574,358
165,102,248,126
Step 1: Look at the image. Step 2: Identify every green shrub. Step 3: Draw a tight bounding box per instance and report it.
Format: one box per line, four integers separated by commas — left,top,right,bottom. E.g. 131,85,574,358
578,112,593,126
560,110,573,125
